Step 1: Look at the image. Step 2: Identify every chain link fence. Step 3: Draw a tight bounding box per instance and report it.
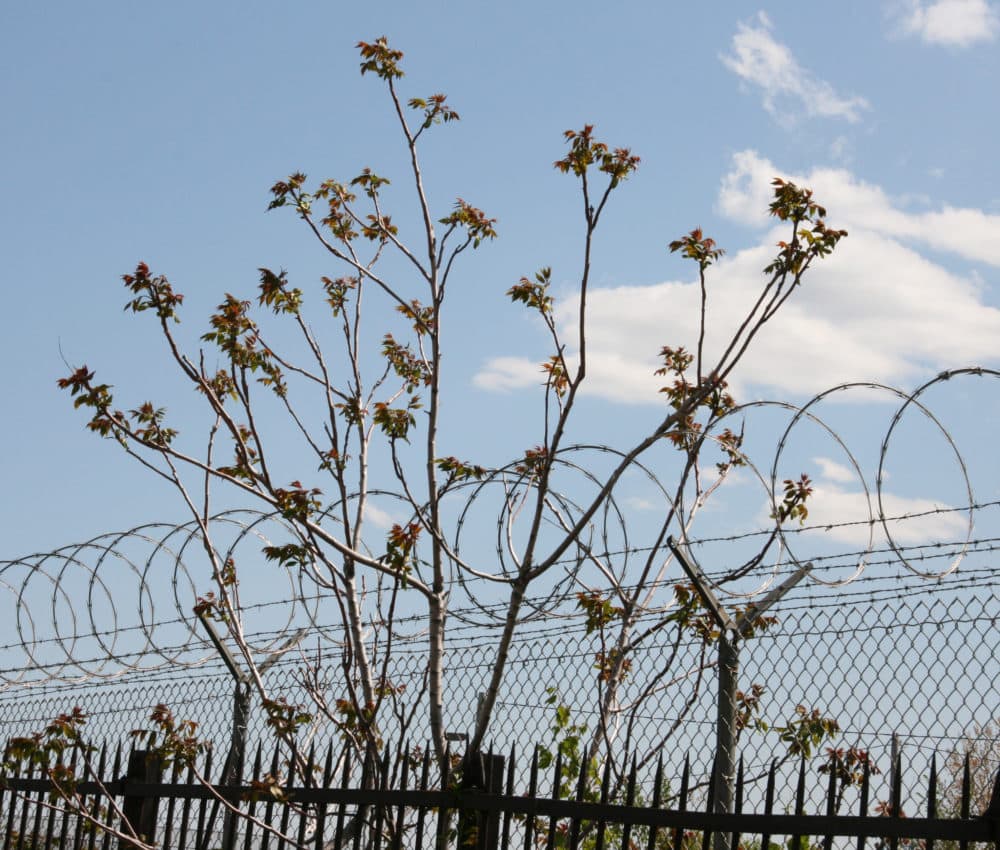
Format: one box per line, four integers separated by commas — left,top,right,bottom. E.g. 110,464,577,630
2,564,997,820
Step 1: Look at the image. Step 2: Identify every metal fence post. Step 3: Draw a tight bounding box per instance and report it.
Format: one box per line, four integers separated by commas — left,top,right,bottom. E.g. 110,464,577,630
714,629,740,847
120,749,161,850
669,537,813,850
457,748,505,850
219,681,251,850
482,752,505,850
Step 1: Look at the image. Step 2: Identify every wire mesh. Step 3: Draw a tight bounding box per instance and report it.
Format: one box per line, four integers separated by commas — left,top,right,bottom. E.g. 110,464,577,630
3,369,1000,825
1,565,996,820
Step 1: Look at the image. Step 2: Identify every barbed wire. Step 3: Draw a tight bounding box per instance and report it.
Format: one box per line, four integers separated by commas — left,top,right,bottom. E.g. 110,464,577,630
2,527,997,684
0,567,992,682
2,368,999,687
2,537,995,664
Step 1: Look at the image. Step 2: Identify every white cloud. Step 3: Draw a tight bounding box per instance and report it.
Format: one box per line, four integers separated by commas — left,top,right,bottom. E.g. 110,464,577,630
624,496,658,512
894,191,933,208
829,136,852,164
801,460,968,555
891,0,999,46
363,503,396,530
721,12,870,123
757,454,966,551
792,483,967,547
814,457,857,484
718,149,1000,268
474,356,540,393
475,150,1000,403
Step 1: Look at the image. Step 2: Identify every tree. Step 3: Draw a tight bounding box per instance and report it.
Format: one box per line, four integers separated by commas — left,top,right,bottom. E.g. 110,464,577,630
52,35,846,785
938,717,1000,819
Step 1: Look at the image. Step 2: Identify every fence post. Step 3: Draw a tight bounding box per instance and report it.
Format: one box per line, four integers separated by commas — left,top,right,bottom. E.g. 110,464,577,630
482,752,505,850
669,537,813,850
457,748,505,850
714,629,740,850
220,681,251,850
120,749,162,850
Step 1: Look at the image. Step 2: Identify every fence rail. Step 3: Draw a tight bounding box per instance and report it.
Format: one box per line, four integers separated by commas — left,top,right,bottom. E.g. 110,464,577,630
3,738,999,850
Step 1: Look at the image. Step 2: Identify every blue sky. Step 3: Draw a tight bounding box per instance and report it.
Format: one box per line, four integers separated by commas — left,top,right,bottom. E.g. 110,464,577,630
3,0,1000,566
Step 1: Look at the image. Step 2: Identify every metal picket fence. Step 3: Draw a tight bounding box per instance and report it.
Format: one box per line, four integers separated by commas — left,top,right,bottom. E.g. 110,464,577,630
2,564,998,826
3,735,999,850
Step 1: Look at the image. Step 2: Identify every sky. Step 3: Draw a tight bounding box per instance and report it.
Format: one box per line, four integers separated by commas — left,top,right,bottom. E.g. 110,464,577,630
3,0,1000,581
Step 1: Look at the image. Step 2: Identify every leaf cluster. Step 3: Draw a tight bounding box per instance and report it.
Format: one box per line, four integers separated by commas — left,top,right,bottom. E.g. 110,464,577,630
772,475,813,525
594,647,632,683
267,172,307,212
373,399,420,441
322,275,357,317
128,402,177,447
395,299,435,336
731,607,778,639
515,445,549,479
668,228,725,270
408,93,459,130
273,481,322,522
130,704,207,770
507,267,554,314
765,179,848,276
123,262,184,321
667,582,719,643
735,683,769,735
715,426,747,476
244,773,290,804
192,591,225,622
576,591,624,635
262,543,312,569
554,125,640,187
382,334,430,391
819,746,880,793
257,267,302,316
435,456,487,482
56,367,120,438
357,37,404,81
655,345,735,451
384,521,422,576
775,705,840,758
439,198,498,247
313,179,358,241
540,356,570,398
261,697,313,739
2,707,91,798
536,688,600,801
217,424,260,482
332,697,382,749
203,296,272,374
